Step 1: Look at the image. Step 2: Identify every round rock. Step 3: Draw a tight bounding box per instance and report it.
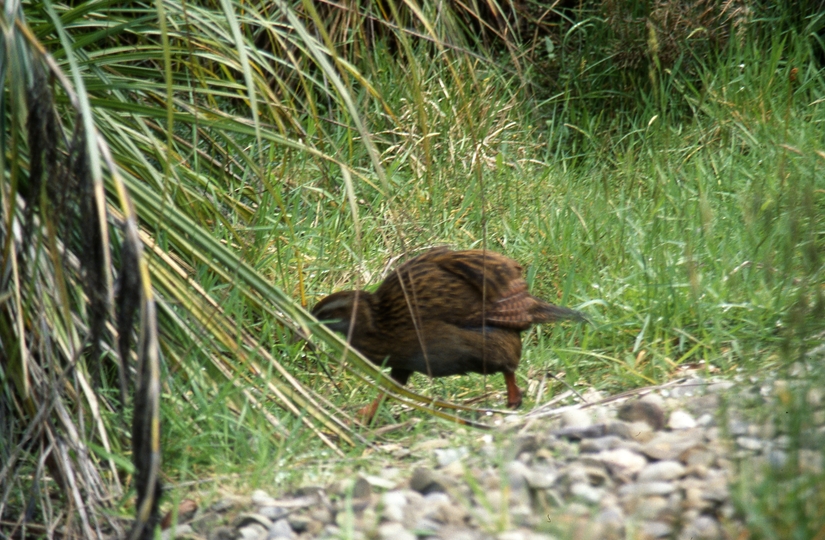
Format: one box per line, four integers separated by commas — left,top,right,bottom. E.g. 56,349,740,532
378,522,416,540
596,448,648,476
410,468,446,495
668,410,698,430
637,460,686,482
267,518,295,539
561,409,593,429
618,400,665,431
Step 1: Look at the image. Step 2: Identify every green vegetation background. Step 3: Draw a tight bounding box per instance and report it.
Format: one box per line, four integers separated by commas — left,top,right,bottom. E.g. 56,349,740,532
2,0,824,537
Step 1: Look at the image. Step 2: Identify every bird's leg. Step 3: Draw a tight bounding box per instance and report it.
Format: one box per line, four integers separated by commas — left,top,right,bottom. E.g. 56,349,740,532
503,372,523,409
357,368,411,424
356,395,385,424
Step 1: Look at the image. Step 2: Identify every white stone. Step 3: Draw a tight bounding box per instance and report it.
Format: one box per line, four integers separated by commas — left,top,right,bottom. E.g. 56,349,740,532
736,437,763,451
524,465,558,489
238,524,267,540
619,482,676,497
642,520,673,538
637,460,686,482
268,518,295,539
380,490,407,522
668,410,697,430
251,490,276,506
596,448,648,476
570,482,603,504
362,474,397,489
561,409,593,429
435,447,468,468
497,531,527,540
378,522,416,540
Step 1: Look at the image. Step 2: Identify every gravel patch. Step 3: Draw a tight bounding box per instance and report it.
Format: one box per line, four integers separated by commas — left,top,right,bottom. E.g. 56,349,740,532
160,374,823,540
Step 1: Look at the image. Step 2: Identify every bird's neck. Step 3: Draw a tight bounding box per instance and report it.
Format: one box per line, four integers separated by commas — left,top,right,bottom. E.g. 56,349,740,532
338,291,394,361
346,290,377,336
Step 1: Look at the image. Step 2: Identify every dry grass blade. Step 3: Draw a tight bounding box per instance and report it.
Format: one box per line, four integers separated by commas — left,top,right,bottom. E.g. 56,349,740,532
1,12,160,539
122,219,162,540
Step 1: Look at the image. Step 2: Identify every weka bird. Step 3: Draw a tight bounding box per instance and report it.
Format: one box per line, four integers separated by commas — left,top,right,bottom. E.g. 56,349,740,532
311,247,584,418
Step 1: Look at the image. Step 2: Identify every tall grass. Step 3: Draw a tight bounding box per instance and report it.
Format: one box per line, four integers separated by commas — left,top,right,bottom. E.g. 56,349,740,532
2,0,824,536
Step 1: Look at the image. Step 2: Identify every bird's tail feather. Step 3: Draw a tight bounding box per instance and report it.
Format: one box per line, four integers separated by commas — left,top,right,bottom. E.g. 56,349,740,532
534,302,587,323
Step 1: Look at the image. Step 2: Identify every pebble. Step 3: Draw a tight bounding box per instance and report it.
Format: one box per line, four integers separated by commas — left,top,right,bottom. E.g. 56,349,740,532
410,467,446,494
413,438,450,452
363,473,397,489
505,460,531,490
380,490,407,522
268,518,295,539
161,524,192,540
707,380,735,393
176,376,816,540
378,521,416,540
523,465,558,489
286,514,312,532
619,481,675,497
580,435,623,453
351,476,372,499
680,514,722,539
736,436,764,451
637,460,686,482
237,523,266,540
258,506,288,521
631,495,669,520
696,413,715,426
641,520,673,538
668,410,698,429
570,481,603,504
682,445,716,467
561,409,593,428
612,420,654,442
618,400,666,430
553,424,606,439
442,530,483,540
233,513,273,529
251,490,277,506
640,431,701,460
595,447,647,476
596,504,625,528
435,447,467,467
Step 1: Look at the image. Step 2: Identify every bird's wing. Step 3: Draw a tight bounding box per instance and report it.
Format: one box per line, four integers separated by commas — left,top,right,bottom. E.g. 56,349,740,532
432,250,521,299
433,250,538,330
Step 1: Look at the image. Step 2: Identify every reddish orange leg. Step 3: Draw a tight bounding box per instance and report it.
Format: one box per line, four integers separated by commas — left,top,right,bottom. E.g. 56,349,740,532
357,393,386,424
358,370,410,424
503,372,523,409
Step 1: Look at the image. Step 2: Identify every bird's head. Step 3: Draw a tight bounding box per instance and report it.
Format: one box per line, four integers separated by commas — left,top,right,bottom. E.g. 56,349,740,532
311,290,373,335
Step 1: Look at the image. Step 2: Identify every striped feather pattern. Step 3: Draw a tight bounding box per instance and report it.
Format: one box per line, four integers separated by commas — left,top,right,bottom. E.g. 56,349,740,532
311,247,584,411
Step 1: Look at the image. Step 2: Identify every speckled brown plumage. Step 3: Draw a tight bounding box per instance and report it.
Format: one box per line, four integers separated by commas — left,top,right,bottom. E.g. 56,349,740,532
311,247,584,416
